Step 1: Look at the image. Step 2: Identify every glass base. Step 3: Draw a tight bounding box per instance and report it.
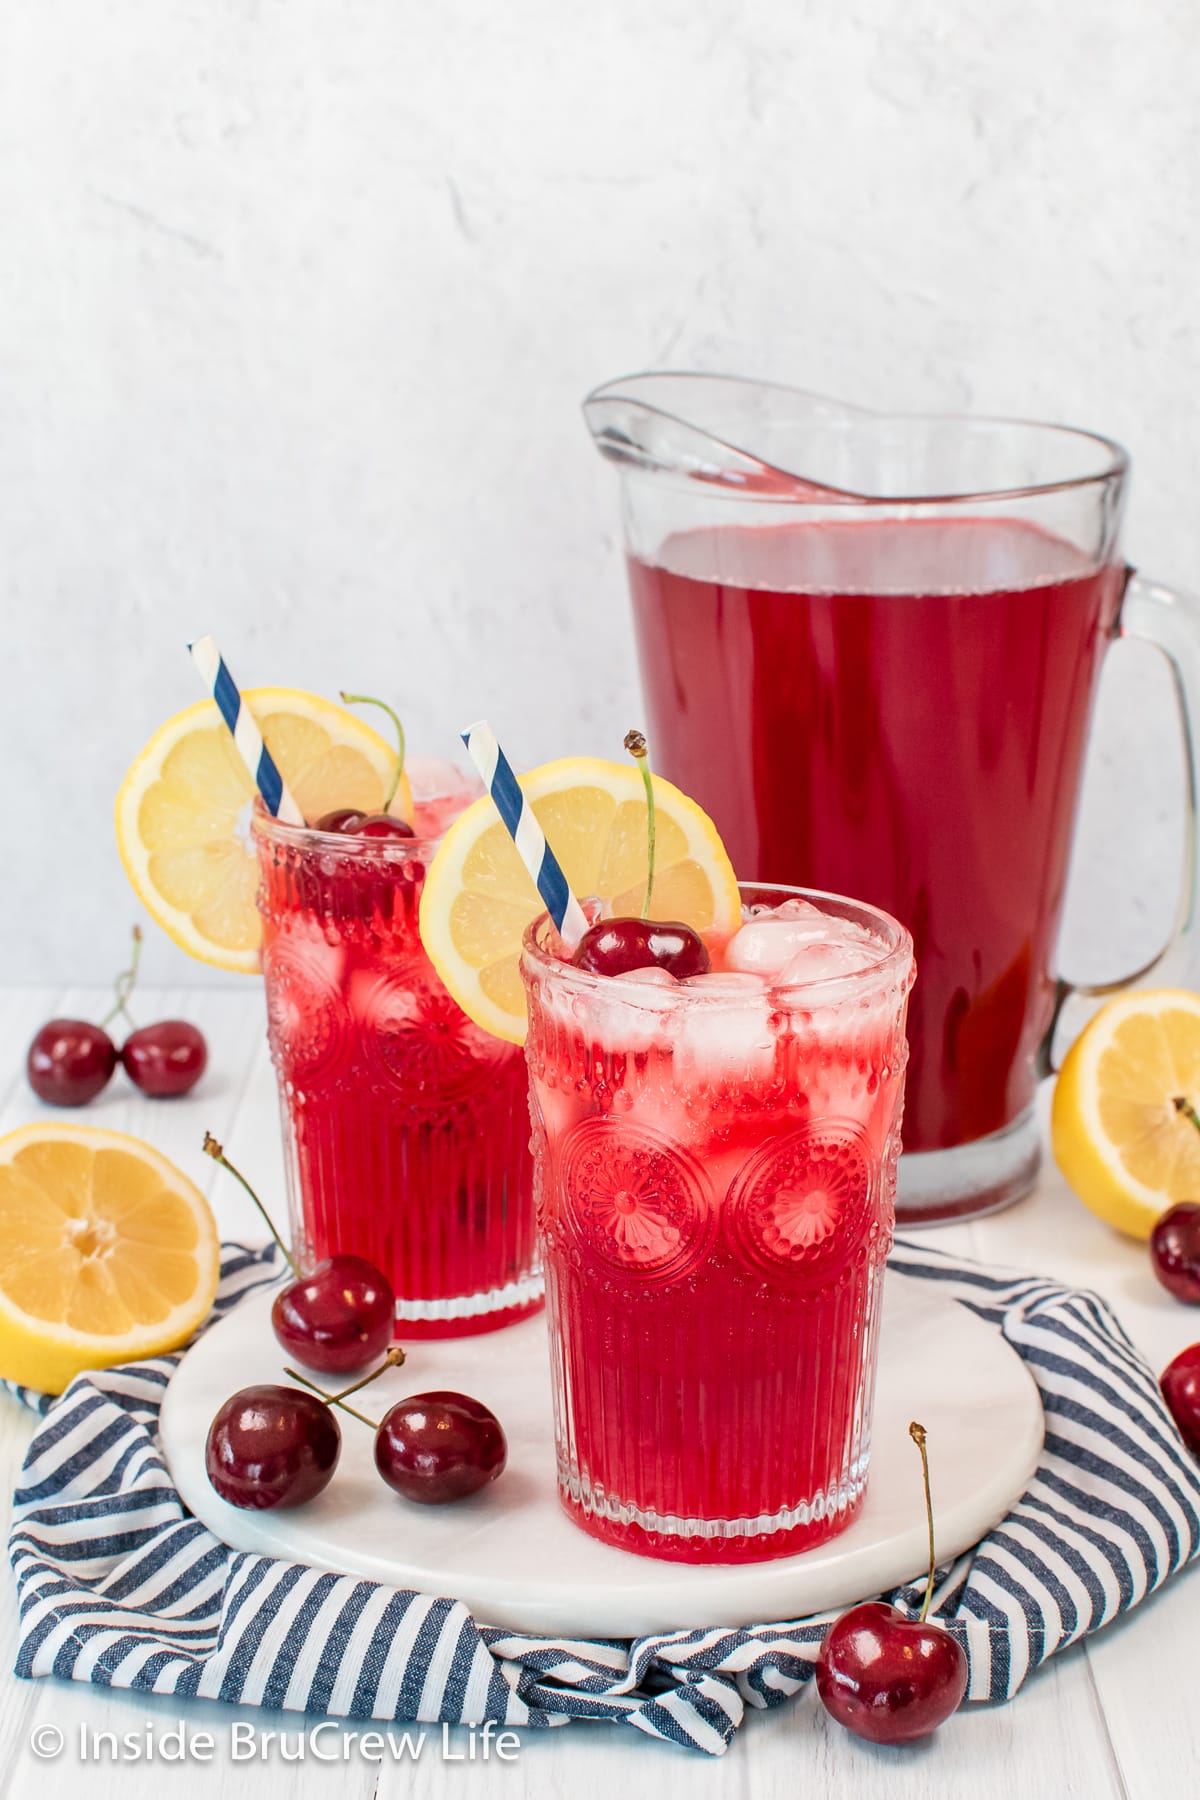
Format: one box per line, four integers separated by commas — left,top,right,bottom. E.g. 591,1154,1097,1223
394,1273,545,1339
896,1107,1040,1225
558,1459,868,1564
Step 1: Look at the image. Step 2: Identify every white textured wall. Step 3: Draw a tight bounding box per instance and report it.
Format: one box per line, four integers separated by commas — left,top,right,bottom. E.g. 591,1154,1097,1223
2,0,1197,988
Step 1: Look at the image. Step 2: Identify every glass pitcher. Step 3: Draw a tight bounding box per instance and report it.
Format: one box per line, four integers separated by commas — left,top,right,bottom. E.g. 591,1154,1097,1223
584,372,1200,1222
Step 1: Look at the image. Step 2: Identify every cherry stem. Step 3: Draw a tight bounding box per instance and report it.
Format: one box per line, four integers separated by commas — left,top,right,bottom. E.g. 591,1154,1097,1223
202,1132,299,1280
624,729,656,920
340,692,406,813
909,1420,937,1623
1173,1094,1200,1136
285,1372,377,1430
99,925,142,1031
283,1345,405,1431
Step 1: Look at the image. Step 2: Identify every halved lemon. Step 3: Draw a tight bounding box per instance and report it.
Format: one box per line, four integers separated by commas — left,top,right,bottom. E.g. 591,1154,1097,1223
418,756,742,1044
116,689,414,973
0,1124,221,1394
1051,988,1200,1239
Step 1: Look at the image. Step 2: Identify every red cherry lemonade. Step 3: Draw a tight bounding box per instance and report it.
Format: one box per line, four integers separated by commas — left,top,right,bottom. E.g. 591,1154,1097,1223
627,518,1125,1155
522,889,914,1562
254,773,540,1338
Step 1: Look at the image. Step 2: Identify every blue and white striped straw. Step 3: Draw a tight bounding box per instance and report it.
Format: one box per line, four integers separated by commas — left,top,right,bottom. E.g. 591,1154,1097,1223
461,720,589,948
188,635,306,826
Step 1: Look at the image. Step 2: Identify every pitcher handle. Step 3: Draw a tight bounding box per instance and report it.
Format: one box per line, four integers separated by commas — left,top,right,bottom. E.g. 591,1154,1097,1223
1042,572,1200,1071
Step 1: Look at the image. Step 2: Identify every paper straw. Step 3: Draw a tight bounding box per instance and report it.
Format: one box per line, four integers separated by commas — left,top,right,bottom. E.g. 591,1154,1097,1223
188,636,306,826
461,720,589,948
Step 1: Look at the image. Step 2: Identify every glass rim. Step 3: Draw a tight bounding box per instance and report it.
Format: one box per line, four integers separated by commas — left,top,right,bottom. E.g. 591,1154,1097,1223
521,880,915,1007
250,801,442,857
586,370,1130,506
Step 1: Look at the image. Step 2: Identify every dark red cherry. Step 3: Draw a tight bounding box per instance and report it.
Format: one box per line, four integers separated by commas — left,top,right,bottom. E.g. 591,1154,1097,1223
272,1255,396,1374
571,917,710,980
1162,1342,1200,1455
1151,1205,1200,1304
816,1600,968,1744
374,1391,506,1504
354,813,416,840
27,1020,118,1106
121,1021,208,1098
314,807,366,833
205,1384,340,1510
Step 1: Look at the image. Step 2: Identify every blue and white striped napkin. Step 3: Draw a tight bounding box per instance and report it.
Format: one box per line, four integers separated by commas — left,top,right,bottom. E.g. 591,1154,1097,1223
8,1241,1200,1756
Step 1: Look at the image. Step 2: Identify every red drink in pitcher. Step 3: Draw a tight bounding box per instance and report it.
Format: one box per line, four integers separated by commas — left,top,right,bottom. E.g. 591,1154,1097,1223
629,518,1125,1163
254,773,541,1337
523,886,914,1562
585,373,1200,1221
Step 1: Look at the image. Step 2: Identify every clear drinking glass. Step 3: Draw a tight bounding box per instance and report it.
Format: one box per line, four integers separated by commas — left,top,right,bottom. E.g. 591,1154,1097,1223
586,373,1200,1221
254,811,541,1336
521,883,914,1563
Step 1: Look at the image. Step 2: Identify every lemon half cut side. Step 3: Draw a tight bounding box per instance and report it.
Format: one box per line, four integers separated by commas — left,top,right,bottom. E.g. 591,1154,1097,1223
0,1123,221,1394
1051,987,1200,1239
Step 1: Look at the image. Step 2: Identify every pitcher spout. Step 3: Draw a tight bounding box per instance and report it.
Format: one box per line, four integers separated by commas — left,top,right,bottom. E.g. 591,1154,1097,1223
583,371,862,500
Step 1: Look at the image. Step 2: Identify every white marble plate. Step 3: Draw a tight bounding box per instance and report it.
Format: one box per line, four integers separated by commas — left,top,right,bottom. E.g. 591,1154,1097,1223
160,1274,1043,1638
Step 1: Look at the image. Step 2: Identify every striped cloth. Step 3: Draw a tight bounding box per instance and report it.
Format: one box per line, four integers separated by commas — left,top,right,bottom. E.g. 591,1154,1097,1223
7,1241,1200,1756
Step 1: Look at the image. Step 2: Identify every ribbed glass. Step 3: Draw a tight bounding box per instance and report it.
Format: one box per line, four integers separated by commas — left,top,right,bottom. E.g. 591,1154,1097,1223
522,883,913,1562
255,814,540,1338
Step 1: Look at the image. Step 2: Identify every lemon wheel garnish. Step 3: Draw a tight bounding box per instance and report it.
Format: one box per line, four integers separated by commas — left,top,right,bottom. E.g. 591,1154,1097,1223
115,688,414,973
1051,988,1200,1239
0,1124,221,1394
418,756,741,1044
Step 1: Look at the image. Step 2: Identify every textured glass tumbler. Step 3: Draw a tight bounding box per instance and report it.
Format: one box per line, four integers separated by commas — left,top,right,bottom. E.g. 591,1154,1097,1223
521,885,915,1563
255,814,541,1337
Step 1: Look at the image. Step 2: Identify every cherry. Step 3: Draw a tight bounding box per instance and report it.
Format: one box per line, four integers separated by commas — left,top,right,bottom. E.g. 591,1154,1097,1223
374,1391,507,1504
1151,1204,1200,1304
203,1134,396,1373
816,1423,967,1744
122,1020,208,1098
354,813,416,839
572,917,710,980
206,1384,340,1510
312,808,415,839
816,1600,968,1744
272,1255,396,1375
281,1355,506,1507
314,807,366,833
29,927,211,1107
1161,1343,1200,1455
27,1020,117,1106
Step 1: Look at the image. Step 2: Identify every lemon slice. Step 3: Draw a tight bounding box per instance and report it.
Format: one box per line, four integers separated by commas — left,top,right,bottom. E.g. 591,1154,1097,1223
1051,988,1200,1239
116,688,414,973
418,756,742,1044
0,1124,221,1394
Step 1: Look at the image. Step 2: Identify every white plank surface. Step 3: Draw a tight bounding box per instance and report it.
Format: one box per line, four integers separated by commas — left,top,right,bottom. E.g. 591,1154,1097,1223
0,984,1194,1796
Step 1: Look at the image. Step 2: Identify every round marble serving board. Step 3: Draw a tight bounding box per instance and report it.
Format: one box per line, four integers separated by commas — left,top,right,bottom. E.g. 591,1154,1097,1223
160,1274,1043,1638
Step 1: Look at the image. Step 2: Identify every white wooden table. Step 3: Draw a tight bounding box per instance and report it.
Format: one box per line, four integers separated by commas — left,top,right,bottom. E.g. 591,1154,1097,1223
1,982,1196,1798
